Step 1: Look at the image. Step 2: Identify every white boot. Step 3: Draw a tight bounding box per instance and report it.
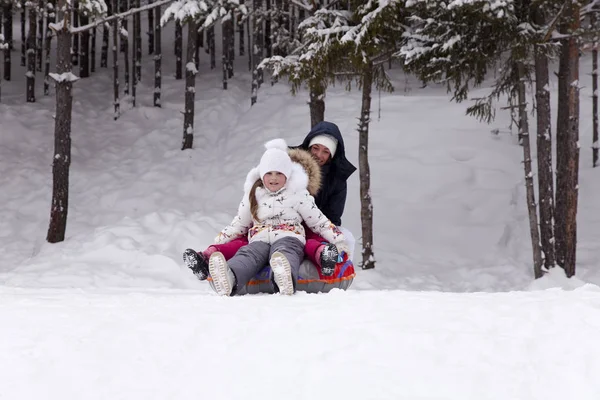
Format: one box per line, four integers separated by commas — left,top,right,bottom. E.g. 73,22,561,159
270,251,294,295
208,252,235,296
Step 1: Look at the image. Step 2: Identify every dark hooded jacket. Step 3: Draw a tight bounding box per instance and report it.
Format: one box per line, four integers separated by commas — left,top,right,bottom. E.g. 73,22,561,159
297,121,356,226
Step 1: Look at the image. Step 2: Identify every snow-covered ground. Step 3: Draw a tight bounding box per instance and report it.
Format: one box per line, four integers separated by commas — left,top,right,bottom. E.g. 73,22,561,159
1,16,600,400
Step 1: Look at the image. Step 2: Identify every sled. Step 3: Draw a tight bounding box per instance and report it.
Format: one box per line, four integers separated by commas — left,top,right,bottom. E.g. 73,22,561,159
208,252,355,295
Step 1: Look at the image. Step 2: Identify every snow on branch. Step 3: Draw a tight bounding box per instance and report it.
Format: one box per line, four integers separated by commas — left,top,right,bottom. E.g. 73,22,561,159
49,72,80,82
161,0,247,29
72,0,175,33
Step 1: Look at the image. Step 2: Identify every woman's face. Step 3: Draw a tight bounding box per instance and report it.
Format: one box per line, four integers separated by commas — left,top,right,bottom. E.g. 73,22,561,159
310,143,331,166
263,171,287,192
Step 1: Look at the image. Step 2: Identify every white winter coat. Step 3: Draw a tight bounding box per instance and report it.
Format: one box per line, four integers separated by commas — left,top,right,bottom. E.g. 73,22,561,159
214,162,346,246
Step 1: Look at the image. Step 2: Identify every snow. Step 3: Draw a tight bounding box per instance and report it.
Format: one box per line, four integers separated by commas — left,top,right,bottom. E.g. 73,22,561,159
1,10,600,400
49,71,80,82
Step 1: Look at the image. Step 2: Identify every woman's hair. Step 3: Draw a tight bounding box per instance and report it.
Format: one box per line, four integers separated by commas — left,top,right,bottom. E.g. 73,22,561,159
249,179,264,221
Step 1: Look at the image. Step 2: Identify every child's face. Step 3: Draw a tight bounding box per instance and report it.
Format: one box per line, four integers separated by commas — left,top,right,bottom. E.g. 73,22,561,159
263,171,287,192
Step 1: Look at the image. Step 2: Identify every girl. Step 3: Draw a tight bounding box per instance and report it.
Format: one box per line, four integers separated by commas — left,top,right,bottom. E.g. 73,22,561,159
207,139,348,296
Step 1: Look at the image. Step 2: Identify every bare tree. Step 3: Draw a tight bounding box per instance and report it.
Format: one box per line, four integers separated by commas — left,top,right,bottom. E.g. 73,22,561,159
182,20,198,150
47,0,74,243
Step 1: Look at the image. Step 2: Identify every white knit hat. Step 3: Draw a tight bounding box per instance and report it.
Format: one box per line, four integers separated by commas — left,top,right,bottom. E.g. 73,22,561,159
259,138,292,179
308,134,338,157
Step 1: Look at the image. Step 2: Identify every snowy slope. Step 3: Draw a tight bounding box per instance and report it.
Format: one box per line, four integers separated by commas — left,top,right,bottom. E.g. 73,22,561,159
1,14,600,400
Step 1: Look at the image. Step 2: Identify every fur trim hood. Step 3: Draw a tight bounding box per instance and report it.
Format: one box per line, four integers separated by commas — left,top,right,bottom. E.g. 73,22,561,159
243,143,322,195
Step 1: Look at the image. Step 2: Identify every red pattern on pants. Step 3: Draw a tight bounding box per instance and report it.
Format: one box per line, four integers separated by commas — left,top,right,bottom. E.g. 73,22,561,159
201,238,249,260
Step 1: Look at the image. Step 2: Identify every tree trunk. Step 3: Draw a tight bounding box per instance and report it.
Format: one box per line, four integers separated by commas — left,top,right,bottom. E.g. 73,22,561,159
26,7,37,103
175,20,182,79
359,61,375,270
228,18,234,77
256,0,264,86
113,16,120,120
131,11,137,106
47,0,73,243
72,0,78,65
101,1,109,68
238,1,244,56
122,16,130,95
309,80,325,128
90,26,96,72
533,10,556,273
36,2,42,72
134,0,141,82
265,0,271,58
44,2,54,95
554,0,580,278
3,3,11,80
516,60,543,278
592,13,599,168
79,13,89,77
222,23,228,90
153,4,161,107
208,25,215,69
3,3,12,52
20,6,25,66
147,0,154,54
182,20,197,150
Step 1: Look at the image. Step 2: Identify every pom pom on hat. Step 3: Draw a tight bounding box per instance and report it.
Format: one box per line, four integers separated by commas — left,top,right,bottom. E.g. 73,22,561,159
259,138,292,178
308,134,338,157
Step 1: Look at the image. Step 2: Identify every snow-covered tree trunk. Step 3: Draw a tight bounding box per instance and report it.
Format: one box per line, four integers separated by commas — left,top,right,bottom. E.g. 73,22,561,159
3,3,11,80
256,0,264,85
250,9,258,105
309,80,325,127
175,20,182,78
100,2,109,68
555,0,580,278
359,61,375,270
44,1,54,95
247,9,251,71
222,22,228,89
131,11,137,105
534,7,555,273
26,6,37,102
592,13,599,168
47,0,74,243
20,6,25,66
79,13,90,77
113,15,120,120
72,0,79,65
0,34,4,101
515,60,543,278
153,3,161,107
134,0,140,82
36,1,42,72
122,15,130,95
238,1,244,56
182,19,197,150
147,0,154,54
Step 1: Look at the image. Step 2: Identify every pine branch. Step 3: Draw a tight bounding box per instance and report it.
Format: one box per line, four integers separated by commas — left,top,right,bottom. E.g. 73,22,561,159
71,0,175,34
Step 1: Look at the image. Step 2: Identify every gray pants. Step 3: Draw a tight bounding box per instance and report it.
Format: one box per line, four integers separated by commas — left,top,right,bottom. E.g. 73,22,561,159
228,236,304,293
